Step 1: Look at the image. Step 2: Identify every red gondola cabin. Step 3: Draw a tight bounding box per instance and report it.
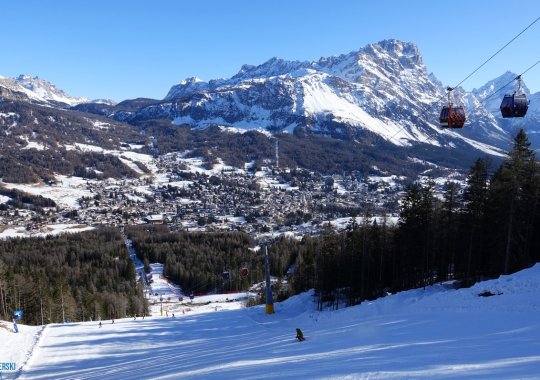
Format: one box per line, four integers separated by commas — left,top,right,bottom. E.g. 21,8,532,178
440,105,466,129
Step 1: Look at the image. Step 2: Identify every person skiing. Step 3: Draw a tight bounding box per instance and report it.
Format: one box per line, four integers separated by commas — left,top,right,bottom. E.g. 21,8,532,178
99,321,102,328
296,328,305,341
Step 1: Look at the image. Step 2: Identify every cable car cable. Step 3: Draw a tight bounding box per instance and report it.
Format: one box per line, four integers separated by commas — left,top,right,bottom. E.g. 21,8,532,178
386,15,540,144
452,15,540,91
414,57,540,148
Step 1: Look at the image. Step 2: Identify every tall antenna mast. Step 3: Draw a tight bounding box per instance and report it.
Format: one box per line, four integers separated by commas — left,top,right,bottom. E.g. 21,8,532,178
275,138,279,169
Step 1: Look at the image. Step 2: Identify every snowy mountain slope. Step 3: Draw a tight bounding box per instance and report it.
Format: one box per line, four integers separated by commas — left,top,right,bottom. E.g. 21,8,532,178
3,263,540,379
162,39,448,145
0,74,88,106
106,39,526,159
0,94,148,183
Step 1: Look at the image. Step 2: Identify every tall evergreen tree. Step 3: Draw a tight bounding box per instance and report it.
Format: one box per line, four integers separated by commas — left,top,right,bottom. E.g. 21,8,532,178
462,157,490,280
396,182,434,290
486,129,538,274
437,181,461,281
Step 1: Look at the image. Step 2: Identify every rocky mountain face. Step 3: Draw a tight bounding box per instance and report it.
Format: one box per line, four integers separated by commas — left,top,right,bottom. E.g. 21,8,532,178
162,40,448,144
87,39,539,158
0,74,89,106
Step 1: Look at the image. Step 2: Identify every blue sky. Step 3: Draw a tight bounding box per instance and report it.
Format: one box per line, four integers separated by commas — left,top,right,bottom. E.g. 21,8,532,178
2,0,540,101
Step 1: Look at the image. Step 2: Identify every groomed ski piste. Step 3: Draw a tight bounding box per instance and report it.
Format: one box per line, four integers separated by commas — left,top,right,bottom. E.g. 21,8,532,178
2,264,540,379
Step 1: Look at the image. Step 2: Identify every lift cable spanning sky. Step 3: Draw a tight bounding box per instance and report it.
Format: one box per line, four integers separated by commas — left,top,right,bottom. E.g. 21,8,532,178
385,15,540,144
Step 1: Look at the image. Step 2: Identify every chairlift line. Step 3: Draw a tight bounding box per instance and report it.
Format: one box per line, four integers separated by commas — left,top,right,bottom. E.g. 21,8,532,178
452,15,540,91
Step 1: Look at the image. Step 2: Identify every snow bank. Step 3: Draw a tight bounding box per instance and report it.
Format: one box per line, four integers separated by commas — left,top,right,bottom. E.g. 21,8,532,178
0,322,42,375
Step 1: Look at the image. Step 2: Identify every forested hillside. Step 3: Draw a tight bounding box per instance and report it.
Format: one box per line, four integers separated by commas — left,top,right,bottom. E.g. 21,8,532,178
0,228,147,325
0,100,146,183
132,123,433,176
126,225,263,293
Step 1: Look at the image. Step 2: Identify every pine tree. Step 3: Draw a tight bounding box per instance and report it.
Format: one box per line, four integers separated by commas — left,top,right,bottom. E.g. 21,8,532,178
315,224,339,310
437,181,461,281
462,157,490,280
486,129,538,275
396,182,434,289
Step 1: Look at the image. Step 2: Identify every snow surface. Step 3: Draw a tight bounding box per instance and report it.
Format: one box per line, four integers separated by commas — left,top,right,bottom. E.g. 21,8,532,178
2,264,540,379
329,216,399,230
0,149,156,211
0,224,94,240
1,175,93,208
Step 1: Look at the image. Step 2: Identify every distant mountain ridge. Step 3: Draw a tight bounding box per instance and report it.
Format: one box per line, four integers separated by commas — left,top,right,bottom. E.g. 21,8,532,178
0,74,88,106
2,39,540,183
93,39,539,155
163,39,441,143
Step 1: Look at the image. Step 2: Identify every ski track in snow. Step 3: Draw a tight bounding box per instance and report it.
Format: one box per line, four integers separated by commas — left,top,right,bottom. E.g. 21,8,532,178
11,324,46,379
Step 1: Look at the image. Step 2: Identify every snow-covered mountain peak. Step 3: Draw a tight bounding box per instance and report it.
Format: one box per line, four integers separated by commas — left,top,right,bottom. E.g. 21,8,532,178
231,57,310,81
361,39,424,73
6,74,89,106
157,39,505,152
473,71,530,100
311,39,426,88
165,76,210,99
166,39,427,100
180,76,204,85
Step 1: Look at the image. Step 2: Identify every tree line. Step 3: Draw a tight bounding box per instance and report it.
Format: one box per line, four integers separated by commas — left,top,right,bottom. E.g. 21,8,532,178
0,228,147,325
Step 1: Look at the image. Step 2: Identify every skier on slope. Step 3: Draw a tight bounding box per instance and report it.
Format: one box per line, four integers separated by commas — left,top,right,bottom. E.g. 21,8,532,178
296,328,305,341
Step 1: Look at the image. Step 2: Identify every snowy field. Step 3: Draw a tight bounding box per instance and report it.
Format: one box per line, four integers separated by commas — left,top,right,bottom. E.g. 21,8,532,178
1,264,540,379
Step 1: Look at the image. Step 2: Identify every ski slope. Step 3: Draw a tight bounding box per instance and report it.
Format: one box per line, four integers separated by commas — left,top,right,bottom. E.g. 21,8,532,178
2,264,540,379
